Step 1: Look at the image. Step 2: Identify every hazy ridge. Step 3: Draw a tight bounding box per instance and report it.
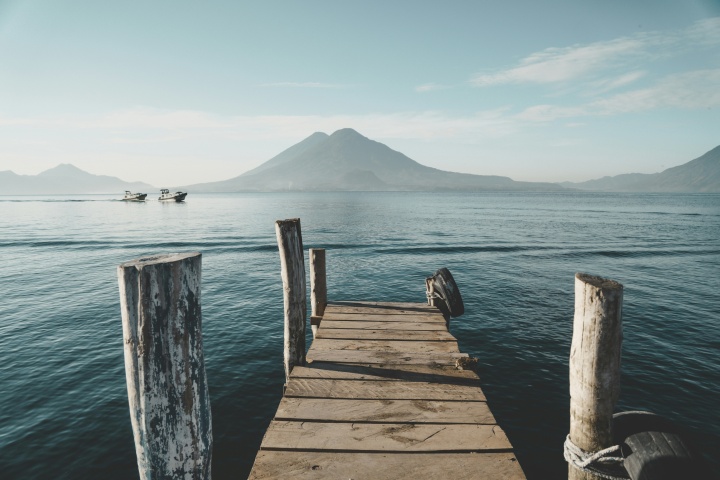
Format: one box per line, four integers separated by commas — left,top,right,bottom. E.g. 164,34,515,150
0,164,155,195
560,145,720,192
2,134,718,194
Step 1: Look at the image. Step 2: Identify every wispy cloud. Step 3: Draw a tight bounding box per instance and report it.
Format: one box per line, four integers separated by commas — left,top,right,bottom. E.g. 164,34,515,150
516,68,720,122
472,37,647,86
4,62,717,148
515,105,585,122
591,68,720,114
685,17,720,46
259,82,346,88
5,62,718,146
0,107,518,144
588,71,646,94
415,83,450,93
470,18,720,87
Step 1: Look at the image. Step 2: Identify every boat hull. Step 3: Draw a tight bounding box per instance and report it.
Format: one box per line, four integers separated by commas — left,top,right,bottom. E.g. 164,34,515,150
122,193,147,201
159,192,187,202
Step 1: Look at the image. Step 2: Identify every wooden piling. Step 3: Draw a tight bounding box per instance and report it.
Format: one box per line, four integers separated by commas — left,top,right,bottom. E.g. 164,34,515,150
568,273,623,480
310,248,327,317
309,248,327,338
275,219,306,381
117,252,212,480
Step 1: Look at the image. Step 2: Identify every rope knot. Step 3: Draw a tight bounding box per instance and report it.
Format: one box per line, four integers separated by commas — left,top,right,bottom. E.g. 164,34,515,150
563,434,629,480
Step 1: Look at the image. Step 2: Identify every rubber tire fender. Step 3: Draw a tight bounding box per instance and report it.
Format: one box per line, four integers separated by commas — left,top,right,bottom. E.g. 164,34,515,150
430,267,464,318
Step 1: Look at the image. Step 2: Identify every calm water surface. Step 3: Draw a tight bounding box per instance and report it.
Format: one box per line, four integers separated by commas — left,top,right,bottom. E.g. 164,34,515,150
0,192,718,479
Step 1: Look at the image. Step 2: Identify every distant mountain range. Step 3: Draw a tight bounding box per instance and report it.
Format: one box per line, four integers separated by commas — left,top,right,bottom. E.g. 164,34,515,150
560,145,720,193
178,128,563,192
2,131,718,194
0,164,155,195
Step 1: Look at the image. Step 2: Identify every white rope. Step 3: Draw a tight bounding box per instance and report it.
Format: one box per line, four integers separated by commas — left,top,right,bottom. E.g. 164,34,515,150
563,434,630,480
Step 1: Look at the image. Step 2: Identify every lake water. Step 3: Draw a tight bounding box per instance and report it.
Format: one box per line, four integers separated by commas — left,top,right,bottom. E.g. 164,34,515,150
0,192,718,479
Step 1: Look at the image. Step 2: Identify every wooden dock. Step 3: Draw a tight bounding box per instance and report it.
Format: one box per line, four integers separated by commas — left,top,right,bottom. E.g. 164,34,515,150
115,221,708,480
249,300,526,479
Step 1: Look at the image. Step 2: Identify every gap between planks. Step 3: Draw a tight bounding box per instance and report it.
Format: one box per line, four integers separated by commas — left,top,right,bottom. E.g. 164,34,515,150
289,365,482,385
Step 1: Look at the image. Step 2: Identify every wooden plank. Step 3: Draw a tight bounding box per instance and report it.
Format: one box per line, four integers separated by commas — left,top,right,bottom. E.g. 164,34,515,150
284,378,486,401
250,451,526,479
275,397,496,424
306,349,467,366
318,321,447,331
316,329,456,341
324,309,442,316
321,313,446,323
309,338,460,354
325,302,438,314
328,301,436,309
291,364,480,384
260,421,511,451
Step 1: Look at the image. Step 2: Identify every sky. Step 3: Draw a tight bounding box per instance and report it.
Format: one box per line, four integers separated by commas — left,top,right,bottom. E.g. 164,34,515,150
1,0,719,186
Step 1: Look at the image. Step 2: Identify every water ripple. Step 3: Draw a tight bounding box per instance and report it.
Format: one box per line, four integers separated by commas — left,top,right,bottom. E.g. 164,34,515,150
0,192,718,479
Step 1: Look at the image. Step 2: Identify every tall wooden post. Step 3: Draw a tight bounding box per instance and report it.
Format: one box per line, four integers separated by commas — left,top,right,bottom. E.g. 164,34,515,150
117,252,212,480
309,248,327,338
568,273,623,480
275,219,306,381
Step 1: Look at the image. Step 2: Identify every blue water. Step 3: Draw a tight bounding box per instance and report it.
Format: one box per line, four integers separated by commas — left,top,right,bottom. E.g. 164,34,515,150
0,192,718,479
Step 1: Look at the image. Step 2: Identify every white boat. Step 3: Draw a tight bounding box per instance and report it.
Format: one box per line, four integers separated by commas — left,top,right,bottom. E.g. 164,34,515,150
158,189,187,202
123,191,147,201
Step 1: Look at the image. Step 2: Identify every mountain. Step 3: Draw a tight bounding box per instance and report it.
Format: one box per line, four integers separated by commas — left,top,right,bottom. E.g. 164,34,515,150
242,131,329,176
0,164,155,195
561,145,720,192
180,128,565,192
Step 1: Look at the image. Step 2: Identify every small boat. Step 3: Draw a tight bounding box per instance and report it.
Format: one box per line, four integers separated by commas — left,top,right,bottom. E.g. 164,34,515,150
158,188,187,202
123,191,147,201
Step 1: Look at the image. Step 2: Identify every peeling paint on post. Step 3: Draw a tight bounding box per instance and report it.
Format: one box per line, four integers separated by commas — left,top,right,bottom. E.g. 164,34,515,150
117,252,212,480
275,219,307,382
568,273,623,480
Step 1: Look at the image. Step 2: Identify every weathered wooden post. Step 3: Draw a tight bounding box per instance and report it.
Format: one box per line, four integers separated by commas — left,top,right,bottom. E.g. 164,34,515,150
275,219,306,381
309,248,327,338
117,252,212,480
567,273,623,480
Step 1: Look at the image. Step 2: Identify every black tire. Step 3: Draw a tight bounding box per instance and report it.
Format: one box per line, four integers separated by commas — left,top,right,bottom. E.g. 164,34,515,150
612,411,679,443
430,268,464,318
612,411,707,479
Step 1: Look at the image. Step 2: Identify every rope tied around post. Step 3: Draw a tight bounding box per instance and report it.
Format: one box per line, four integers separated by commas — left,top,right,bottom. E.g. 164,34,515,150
425,290,441,301
564,434,629,480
